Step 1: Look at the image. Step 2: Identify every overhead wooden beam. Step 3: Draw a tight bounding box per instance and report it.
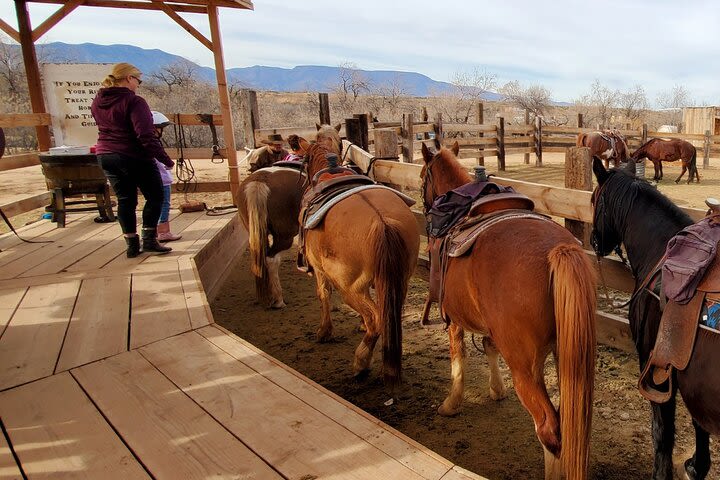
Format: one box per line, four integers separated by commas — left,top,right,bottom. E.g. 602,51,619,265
27,0,207,14
153,0,213,50
15,0,52,151
0,18,20,43
32,0,85,41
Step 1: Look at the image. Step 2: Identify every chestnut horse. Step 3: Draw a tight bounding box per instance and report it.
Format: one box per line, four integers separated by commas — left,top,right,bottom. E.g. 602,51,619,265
577,130,629,168
631,137,699,183
591,158,717,479
237,125,341,308
421,142,597,480
298,137,420,386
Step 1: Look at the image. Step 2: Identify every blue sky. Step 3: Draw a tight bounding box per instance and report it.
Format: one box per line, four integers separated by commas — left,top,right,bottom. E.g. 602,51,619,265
2,0,719,105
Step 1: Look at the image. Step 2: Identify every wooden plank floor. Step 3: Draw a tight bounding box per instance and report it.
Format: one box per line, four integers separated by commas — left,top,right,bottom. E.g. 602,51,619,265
0,211,485,479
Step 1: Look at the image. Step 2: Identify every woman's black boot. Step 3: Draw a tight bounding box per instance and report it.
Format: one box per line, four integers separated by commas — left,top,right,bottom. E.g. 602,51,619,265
125,234,141,258
141,227,172,254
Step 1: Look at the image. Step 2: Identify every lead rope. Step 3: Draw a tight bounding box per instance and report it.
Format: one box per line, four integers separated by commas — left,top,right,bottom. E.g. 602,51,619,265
173,114,197,199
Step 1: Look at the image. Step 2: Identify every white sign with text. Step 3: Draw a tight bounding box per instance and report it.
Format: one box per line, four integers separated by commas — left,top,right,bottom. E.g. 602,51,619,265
42,63,110,147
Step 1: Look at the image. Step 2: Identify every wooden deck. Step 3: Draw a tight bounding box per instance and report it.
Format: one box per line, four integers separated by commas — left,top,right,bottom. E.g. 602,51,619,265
0,211,484,479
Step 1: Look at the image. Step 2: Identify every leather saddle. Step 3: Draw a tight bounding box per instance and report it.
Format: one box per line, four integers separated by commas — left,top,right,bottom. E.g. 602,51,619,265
639,245,720,403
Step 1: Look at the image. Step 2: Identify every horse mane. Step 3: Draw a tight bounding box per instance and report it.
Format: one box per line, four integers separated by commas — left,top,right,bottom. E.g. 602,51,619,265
315,124,341,155
305,141,333,179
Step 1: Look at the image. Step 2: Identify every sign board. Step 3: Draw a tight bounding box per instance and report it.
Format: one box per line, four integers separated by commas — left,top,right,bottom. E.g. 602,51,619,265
42,63,110,147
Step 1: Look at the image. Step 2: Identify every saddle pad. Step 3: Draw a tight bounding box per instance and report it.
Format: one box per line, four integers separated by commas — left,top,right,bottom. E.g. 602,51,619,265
448,211,550,258
258,165,305,175
702,294,720,332
304,185,416,229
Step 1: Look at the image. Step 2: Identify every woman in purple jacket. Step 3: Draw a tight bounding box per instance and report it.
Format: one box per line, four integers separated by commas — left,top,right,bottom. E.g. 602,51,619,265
91,63,173,258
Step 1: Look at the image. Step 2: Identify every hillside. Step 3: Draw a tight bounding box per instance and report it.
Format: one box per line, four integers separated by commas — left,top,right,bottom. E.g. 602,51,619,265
33,42,501,99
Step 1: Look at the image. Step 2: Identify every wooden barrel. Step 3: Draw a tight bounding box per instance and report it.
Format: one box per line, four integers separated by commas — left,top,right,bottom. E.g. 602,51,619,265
39,153,107,194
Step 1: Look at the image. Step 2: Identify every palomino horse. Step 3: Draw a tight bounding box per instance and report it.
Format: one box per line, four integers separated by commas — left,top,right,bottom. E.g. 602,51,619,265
237,125,341,308
577,130,629,168
591,158,718,480
298,137,420,386
631,137,699,183
421,142,597,480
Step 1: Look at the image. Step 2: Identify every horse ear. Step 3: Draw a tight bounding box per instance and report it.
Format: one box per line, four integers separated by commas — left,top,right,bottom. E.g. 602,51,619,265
451,141,459,156
298,137,311,152
334,123,341,132
625,159,636,176
315,123,321,131
592,156,609,184
421,142,433,164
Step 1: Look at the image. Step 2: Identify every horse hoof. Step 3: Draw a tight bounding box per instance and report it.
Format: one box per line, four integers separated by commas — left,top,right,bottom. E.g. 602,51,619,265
270,300,286,309
438,401,461,417
317,330,333,343
354,369,370,382
489,388,507,401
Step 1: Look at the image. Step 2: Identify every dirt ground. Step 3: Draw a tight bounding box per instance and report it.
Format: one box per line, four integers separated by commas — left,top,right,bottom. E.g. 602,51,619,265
3,153,719,479
209,153,720,480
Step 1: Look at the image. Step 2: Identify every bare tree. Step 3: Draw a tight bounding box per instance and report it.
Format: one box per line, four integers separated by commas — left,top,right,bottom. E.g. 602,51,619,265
499,80,552,120
330,62,371,115
656,84,692,128
149,60,199,94
0,35,26,97
575,79,620,128
618,84,648,126
366,74,408,119
446,67,497,123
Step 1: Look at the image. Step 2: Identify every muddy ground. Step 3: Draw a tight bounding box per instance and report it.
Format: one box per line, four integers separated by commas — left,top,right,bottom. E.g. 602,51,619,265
211,156,720,480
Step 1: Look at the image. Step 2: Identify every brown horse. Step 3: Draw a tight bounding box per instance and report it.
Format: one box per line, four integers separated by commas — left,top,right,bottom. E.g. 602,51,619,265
577,130,629,168
298,137,420,386
237,125,341,309
421,142,597,480
631,137,699,183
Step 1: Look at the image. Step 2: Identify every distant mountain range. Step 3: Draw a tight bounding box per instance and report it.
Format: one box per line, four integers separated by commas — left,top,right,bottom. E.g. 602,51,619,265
33,42,503,100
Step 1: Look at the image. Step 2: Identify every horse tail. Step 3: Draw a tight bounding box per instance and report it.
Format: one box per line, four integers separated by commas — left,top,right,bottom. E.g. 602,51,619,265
576,133,586,147
548,242,597,480
373,218,414,387
244,181,272,305
690,147,700,182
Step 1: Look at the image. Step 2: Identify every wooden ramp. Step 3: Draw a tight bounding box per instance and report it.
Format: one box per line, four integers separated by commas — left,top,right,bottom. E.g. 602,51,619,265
0,211,484,480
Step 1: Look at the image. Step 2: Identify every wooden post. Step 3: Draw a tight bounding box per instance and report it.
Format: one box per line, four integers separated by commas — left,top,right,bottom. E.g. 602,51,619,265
318,93,330,125
402,113,414,163
345,117,362,150
477,103,484,166
352,113,369,151
207,4,239,204
238,89,258,148
524,109,530,165
374,128,399,160
497,116,505,171
15,0,51,151
434,112,443,143
577,113,583,128
641,123,648,145
704,130,711,169
565,146,593,246
422,107,430,140
535,116,543,167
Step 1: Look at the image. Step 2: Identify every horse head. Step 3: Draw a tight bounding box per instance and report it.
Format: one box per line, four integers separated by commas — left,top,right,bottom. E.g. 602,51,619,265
590,156,624,258
420,140,462,213
315,123,342,155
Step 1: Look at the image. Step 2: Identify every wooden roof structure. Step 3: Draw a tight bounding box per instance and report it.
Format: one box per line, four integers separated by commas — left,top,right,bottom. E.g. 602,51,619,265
1,0,254,202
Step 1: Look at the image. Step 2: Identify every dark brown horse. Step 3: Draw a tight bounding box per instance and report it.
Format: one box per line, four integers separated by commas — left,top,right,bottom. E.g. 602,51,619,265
631,137,699,183
237,125,341,308
591,158,717,479
298,137,420,386
421,142,597,480
577,130,629,168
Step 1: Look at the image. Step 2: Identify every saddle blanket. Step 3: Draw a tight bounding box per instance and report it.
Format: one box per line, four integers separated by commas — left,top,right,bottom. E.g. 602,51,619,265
304,184,415,229
258,165,305,174
702,294,720,332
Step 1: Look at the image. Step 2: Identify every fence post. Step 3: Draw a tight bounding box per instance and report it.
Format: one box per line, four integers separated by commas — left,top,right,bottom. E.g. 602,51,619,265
535,116,543,167
524,109,531,165
565,146,593,246
704,130,711,169
497,116,506,171
422,107,430,140
476,103,484,166
434,112,443,143
318,93,331,125
577,113,583,128
402,113,415,163
641,124,648,145
374,128,399,160
239,89,258,148
351,113,369,151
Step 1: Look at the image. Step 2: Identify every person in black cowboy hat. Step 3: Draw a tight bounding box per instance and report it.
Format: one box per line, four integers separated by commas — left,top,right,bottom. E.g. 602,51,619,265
249,133,289,172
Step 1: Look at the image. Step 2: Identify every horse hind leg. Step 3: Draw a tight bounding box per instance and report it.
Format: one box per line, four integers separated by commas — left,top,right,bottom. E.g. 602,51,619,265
482,336,507,400
342,289,380,378
650,399,677,480
265,254,285,309
438,322,468,416
314,269,334,342
675,164,687,184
